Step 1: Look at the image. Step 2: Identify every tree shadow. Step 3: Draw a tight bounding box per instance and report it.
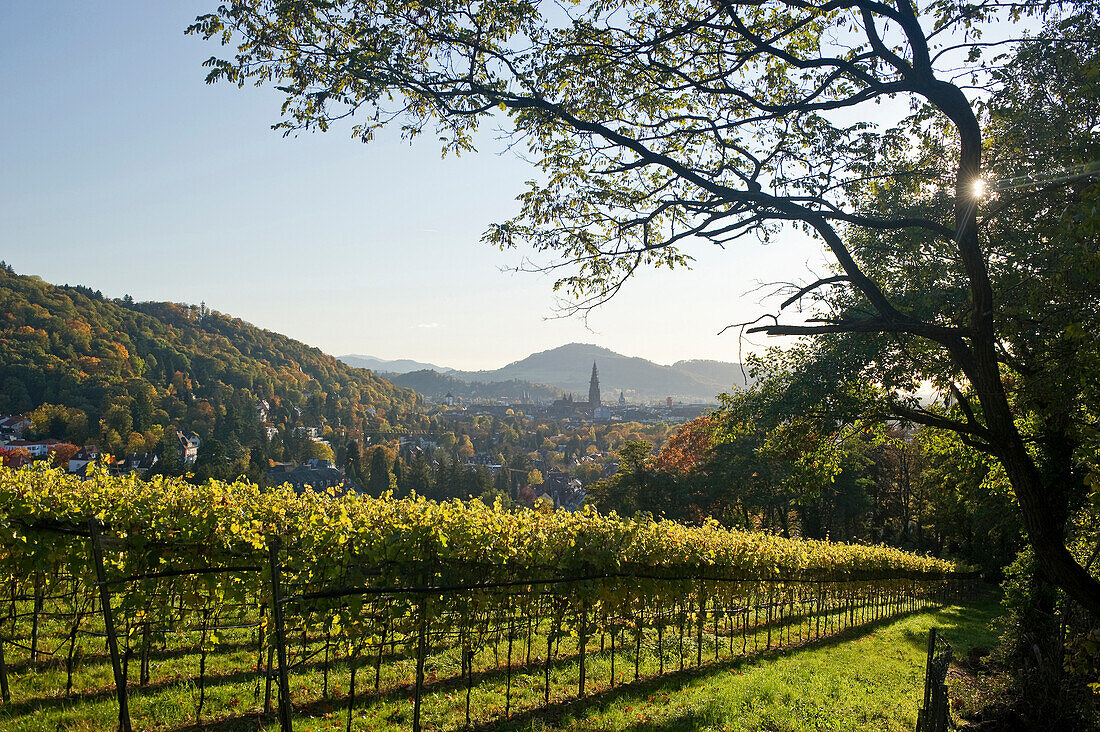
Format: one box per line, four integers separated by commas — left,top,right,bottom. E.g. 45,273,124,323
898,601,1002,655
167,608,939,731
2,606,951,732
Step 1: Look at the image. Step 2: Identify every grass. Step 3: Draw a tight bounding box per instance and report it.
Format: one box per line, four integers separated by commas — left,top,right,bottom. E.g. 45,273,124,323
0,598,1001,732
535,600,1002,732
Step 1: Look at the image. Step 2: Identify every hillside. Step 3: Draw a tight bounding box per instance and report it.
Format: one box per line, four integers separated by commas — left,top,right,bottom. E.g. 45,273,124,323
671,359,750,391
0,266,420,461
451,343,745,402
340,354,452,374
385,369,563,402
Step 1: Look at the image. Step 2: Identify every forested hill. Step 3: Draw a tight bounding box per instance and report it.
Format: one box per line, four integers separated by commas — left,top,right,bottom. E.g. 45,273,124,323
0,266,420,461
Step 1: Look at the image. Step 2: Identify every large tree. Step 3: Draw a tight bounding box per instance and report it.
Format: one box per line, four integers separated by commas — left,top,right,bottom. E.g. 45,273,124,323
190,0,1100,610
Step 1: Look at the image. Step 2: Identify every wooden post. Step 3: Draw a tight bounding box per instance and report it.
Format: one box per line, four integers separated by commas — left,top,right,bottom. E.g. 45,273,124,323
0,623,9,703
253,611,265,699
577,604,587,697
264,645,275,713
729,599,735,655
544,618,553,705
677,605,685,670
740,607,748,655
464,638,473,729
197,612,209,722
610,624,616,687
713,603,719,660
90,519,132,732
412,598,429,732
374,615,387,691
922,627,936,724
766,598,772,650
29,574,42,663
268,537,293,732
140,621,151,687
696,588,705,667
505,615,514,717
346,644,358,732
323,630,331,699
657,618,664,675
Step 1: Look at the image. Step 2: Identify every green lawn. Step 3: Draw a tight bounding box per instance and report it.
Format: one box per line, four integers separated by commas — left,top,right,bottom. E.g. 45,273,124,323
0,599,1001,732
517,601,1002,732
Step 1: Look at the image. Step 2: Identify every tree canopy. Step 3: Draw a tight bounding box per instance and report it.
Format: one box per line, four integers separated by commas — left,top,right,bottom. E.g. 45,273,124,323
189,0,1100,613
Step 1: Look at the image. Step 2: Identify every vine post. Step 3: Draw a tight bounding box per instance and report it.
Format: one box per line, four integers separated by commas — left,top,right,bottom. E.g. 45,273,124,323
577,600,587,697
412,593,429,732
267,536,293,732
0,618,9,703
89,519,132,732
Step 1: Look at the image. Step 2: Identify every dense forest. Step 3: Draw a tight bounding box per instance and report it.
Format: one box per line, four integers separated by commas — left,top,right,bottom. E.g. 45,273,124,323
0,265,422,474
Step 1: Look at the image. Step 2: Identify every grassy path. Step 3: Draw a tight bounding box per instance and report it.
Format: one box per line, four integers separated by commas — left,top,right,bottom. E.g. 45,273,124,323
0,601,1000,731
532,601,1001,732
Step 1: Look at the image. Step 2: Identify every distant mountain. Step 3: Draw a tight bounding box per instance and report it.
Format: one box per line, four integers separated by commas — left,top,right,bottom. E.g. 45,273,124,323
385,370,563,402
339,355,452,374
450,343,745,402
671,360,750,393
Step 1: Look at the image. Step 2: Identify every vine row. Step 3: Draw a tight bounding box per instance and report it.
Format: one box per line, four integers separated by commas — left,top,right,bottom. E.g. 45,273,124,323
0,464,975,731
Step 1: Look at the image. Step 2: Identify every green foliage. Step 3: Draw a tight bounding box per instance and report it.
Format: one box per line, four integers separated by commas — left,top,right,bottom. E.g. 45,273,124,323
0,463,976,730
588,440,661,516
183,0,1100,628
994,547,1099,727
917,428,1022,576
366,445,397,496
0,268,420,467
27,402,88,443
2,461,957,595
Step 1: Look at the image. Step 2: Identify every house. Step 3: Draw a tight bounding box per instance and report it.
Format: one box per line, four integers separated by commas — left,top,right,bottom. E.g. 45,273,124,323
544,468,572,492
264,425,279,440
0,416,32,441
5,439,61,459
542,469,587,511
69,445,100,473
266,462,355,494
0,446,34,468
176,430,200,465
110,453,158,475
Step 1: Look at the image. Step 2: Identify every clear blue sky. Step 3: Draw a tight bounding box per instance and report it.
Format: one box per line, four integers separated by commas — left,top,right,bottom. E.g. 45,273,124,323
1,1,826,370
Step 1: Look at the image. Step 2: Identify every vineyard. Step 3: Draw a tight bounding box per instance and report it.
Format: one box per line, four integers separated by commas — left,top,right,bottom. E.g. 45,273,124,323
0,464,976,731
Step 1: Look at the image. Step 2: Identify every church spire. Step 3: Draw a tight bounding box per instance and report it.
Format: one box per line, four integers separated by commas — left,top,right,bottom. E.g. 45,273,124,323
588,361,601,407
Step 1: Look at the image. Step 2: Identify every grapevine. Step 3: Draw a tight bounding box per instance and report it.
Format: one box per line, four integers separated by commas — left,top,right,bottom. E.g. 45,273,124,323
0,463,974,730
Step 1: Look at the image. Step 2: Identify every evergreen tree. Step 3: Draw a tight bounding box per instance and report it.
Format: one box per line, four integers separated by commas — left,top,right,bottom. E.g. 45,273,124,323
367,447,394,496
392,455,406,496
344,439,362,486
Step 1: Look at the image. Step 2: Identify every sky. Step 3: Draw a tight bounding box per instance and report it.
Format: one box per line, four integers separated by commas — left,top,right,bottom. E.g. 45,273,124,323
0,1,828,371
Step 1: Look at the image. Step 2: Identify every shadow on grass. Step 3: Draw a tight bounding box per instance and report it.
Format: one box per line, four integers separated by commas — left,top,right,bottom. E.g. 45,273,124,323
474,607,946,732
898,600,1002,656
3,636,258,675
4,605,981,732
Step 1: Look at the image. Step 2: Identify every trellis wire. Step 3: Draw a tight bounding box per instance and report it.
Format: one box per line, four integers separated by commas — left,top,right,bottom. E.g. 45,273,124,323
1,519,978,732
